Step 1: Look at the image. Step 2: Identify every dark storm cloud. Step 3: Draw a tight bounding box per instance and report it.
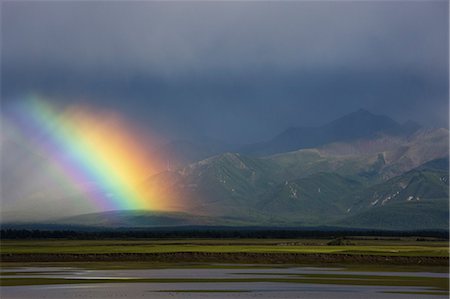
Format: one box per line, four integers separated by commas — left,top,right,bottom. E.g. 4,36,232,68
2,1,448,143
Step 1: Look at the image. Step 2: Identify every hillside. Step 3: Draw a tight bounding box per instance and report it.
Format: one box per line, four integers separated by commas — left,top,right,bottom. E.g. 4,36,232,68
348,159,448,212
153,138,236,169
332,158,449,230
336,199,449,230
54,210,261,227
257,172,362,224
267,127,449,181
140,153,283,218
135,143,448,229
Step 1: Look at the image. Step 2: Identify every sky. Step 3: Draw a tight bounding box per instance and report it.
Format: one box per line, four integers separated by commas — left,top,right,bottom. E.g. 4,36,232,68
2,1,448,145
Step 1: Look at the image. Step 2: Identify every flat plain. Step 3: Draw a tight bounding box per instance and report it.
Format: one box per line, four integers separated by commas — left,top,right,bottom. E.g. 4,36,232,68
1,237,448,263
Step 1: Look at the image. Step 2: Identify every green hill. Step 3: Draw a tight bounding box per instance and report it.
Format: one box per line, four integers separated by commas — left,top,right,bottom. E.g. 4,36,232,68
336,199,449,230
257,173,362,224
347,167,449,215
334,161,449,230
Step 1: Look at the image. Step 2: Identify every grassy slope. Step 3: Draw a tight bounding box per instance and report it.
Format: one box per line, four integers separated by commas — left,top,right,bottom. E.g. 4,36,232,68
257,172,363,223
337,199,449,230
349,169,449,213
335,165,449,230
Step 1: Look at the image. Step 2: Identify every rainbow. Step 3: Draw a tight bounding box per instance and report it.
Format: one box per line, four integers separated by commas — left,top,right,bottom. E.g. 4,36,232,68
6,96,169,211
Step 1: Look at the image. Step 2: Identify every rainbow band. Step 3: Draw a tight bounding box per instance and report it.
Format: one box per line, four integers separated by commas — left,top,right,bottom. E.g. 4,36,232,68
7,97,163,211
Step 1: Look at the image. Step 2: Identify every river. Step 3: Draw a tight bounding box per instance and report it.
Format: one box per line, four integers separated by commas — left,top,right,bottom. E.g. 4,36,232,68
1,265,448,298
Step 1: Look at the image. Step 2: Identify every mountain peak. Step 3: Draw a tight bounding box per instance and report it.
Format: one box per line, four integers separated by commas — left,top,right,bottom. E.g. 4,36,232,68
355,108,372,114
342,108,388,122
326,109,400,135
242,109,411,155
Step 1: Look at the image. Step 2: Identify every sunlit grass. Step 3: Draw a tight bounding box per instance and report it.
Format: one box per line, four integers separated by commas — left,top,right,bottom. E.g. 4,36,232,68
1,239,448,257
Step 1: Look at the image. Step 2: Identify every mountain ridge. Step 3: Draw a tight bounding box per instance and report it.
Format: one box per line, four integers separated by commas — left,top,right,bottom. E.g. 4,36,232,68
241,109,422,156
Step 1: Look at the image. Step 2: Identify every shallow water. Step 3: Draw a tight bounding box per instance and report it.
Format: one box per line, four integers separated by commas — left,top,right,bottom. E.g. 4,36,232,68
1,266,448,298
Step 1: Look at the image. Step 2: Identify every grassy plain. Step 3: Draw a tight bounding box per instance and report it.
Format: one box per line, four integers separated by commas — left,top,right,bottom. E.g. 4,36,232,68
1,238,448,256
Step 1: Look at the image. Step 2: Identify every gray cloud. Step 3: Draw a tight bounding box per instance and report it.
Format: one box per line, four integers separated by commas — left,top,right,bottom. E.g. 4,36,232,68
3,1,447,73
1,1,448,142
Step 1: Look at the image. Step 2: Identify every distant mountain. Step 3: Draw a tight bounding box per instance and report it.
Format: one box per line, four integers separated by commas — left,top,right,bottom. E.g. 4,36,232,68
334,158,449,230
153,138,236,169
346,158,449,214
264,127,448,182
317,127,449,179
135,126,448,229
141,153,283,218
3,108,447,230
51,157,447,230
241,109,421,156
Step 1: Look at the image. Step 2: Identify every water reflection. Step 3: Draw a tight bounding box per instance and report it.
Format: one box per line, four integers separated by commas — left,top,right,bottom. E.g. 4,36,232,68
1,266,448,298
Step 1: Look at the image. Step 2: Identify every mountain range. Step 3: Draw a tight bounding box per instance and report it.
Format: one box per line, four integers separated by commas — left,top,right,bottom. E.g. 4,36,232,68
241,109,421,156
134,126,448,229
2,109,449,230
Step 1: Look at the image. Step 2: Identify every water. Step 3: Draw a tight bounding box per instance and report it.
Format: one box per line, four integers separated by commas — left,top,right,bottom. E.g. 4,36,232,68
1,266,448,298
